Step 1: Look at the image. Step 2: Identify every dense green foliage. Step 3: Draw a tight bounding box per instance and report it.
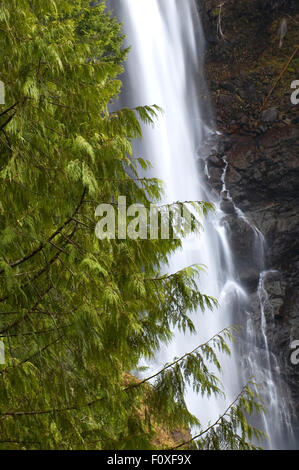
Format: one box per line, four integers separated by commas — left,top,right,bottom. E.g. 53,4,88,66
0,0,264,450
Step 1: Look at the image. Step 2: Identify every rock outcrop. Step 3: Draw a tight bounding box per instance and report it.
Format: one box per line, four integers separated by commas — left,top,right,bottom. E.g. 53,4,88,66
198,0,299,438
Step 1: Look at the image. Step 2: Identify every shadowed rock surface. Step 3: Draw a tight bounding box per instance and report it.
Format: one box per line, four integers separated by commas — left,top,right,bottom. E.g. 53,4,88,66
198,0,299,439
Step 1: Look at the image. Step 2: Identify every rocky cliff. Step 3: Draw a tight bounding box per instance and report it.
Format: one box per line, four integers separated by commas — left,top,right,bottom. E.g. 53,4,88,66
198,0,299,441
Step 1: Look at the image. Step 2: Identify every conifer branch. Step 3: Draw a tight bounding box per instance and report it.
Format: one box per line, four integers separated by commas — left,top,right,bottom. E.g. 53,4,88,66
0,393,105,420
0,187,87,275
0,223,78,307
0,102,19,117
1,128,12,150
0,323,71,338
0,111,16,131
0,335,64,377
144,264,206,282
0,250,62,305
124,327,233,391
0,330,231,419
172,384,249,449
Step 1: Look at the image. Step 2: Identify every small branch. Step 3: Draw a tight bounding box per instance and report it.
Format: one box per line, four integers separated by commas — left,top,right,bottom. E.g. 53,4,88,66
0,223,77,307
70,217,91,229
0,439,41,446
0,404,75,420
144,264,204,282
0,392,105,421
172,385,247,449
260,46,299,112
0,187,86,275
285,14,299,26
0,102,19,118
0,323,71,338
1,128,12,150
0,249,62,305
124,327,231,391
217,3,227,42
0,335,231,423
97,177,159,183
0,335,64,377
0,111,16,131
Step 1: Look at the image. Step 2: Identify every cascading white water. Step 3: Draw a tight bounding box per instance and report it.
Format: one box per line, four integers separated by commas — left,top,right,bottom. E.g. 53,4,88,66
108,0,295,449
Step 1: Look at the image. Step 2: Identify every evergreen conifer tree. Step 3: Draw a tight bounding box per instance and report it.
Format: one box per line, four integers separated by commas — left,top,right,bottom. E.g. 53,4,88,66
0,0,264,450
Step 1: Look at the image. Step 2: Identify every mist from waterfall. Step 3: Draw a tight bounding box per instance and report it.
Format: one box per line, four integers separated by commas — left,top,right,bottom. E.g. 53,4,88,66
108,0,295,449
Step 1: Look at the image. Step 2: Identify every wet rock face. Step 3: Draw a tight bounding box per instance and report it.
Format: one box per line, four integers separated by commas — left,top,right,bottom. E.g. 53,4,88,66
200,0,299,430
261,107,279,122
223,214,264,290
225,126,299,210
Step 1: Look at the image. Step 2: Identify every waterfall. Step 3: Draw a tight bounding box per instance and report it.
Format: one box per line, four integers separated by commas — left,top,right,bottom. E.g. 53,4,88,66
107,0,295,449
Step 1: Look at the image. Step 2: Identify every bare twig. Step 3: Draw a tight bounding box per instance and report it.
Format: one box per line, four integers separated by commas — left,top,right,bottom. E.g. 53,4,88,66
260,46,299,112
217,3,227,42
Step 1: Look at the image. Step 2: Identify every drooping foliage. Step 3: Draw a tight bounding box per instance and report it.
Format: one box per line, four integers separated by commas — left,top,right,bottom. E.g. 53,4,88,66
0,0,263,450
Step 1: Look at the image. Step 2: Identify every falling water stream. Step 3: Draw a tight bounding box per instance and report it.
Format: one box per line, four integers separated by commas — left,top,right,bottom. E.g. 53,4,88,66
107,0,295,449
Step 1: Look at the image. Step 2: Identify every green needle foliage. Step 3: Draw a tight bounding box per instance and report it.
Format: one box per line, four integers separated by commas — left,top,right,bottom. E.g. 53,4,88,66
0,0,264,450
